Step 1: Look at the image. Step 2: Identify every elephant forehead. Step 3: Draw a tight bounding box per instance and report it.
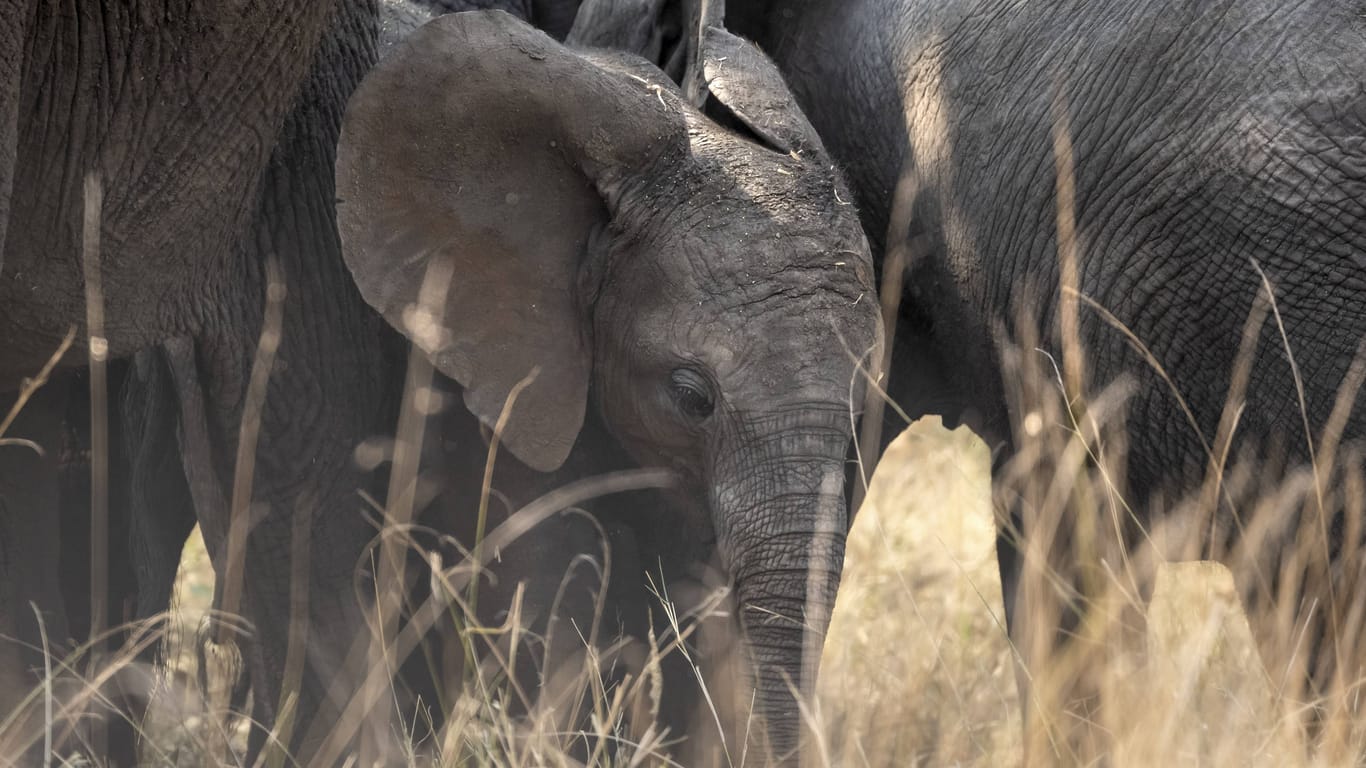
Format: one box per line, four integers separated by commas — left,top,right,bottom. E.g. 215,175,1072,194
663,288,881,385
721,320,873,404
650,222,876,301
637,228,881,364
626,141,871,275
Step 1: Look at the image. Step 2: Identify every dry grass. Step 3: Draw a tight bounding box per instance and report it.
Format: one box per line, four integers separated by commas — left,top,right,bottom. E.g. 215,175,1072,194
818,417,1328,768
2,413,1362,766
91,413,1348,767
819,420,1017,767
6,361,1365,766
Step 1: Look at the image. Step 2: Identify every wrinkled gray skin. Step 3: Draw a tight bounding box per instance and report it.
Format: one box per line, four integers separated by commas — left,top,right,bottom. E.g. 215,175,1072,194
0,1,584,763
0,2,394,763
724,0,1366,742
338,10,880,759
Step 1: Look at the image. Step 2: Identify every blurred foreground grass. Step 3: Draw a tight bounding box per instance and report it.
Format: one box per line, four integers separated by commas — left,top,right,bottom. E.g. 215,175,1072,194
139,418,1308,766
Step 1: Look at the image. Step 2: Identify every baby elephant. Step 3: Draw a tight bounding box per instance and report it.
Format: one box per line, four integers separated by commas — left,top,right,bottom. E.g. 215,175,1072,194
335,9,880,761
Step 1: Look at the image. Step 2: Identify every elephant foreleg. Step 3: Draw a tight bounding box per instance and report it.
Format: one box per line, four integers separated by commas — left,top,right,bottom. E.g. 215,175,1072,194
993,447,1153,766
159,337,257,751
121,349,199,629
0,359,184,767
100,349,199,766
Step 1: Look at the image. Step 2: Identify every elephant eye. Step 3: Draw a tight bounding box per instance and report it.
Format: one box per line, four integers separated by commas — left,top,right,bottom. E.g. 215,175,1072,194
669,368,715,420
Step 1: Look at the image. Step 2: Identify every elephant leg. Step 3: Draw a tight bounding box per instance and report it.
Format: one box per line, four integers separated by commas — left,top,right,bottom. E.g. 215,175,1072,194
226,330,394,764
160,338,261,752
993,454,1089,765
472,504,617,732
991,470,1090,766
0,380,71,762
380,396,639,752
622,484,820,767
165,322,391,763
0,360,176,766
147,356,259,762
993,447,1146,766
50,363,140,767
630,529,742,765
122,349,199,630
104,349,199,766
418,401,629,734
994,488,1029,713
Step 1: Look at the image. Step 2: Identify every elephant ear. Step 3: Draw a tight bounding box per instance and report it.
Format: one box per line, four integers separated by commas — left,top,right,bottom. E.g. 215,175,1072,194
336,10,683,471
700,24,826,158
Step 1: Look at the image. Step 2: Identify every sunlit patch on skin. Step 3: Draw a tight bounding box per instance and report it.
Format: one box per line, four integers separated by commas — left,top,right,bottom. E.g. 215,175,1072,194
896,26,986,297
901,37,953,187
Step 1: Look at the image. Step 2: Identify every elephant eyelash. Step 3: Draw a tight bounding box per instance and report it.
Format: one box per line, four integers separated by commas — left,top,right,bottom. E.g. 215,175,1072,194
669,367,716,420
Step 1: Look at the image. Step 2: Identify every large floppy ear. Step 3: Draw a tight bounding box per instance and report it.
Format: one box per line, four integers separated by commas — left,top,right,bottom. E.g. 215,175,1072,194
699,24,827,158
336,10,684,471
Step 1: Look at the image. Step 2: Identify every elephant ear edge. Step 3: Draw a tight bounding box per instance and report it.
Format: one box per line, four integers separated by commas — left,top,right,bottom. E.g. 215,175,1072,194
336,10,651,473
699,24,827,158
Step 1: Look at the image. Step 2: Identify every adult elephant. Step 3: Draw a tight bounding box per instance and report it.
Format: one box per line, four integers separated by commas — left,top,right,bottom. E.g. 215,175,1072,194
335,9,880,762
0,1,409,763
0,0,583,762
720,0,1366,758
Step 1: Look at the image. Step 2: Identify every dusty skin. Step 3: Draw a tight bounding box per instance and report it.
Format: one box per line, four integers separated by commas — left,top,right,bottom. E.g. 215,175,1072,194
135,418,1304,767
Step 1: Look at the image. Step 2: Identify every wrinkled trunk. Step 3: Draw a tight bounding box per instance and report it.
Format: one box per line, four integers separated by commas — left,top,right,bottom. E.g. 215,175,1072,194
712,422,849,761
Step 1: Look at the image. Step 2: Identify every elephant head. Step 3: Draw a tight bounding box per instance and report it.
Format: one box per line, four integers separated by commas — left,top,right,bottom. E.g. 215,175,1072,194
335,9,880,756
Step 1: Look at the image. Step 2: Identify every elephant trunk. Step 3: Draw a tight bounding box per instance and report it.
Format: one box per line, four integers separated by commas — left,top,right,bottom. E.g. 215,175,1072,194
712,425,849,760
